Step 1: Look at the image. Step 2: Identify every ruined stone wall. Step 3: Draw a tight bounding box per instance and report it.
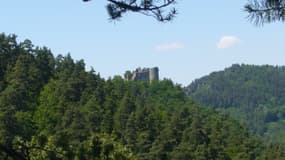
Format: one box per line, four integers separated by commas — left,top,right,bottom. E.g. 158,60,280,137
129,67,159,82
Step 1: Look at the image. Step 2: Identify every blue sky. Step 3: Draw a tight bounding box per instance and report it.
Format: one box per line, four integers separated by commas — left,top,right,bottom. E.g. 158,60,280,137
1,0,285,86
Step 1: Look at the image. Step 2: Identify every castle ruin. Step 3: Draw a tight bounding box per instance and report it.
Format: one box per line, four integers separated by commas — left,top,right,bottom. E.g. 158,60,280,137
125,67,159,82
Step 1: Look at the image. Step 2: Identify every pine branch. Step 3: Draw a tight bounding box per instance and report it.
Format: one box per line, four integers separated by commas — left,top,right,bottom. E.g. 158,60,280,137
83,0,177,22
245,0,285,25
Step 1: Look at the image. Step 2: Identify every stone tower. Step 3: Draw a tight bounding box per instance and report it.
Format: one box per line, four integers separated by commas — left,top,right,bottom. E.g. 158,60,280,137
149,67,159,81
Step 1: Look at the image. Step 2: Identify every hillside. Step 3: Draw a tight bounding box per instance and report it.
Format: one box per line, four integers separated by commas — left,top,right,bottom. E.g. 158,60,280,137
185,64,285,146
1,34,284,159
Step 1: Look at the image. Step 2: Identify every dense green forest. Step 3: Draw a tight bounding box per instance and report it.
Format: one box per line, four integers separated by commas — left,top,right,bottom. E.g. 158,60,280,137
185,64,285,147
0,34,284,159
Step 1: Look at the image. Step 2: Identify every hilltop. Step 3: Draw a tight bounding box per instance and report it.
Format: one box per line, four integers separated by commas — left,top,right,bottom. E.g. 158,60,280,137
185,64,285,146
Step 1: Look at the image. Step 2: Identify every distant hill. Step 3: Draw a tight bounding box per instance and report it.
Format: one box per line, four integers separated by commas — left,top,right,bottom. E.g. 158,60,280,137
185,64,285,146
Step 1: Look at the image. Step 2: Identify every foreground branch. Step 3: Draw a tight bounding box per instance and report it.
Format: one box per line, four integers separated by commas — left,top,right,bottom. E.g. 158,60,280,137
83,0,177,22
245,0,285,25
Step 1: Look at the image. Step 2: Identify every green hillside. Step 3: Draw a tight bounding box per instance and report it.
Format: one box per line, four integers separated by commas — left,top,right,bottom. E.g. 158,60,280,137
1,34,284,159
185,64,285,147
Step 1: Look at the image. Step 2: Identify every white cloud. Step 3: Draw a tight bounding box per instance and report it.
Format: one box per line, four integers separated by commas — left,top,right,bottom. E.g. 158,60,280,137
155,42,185,52
217,36,240,49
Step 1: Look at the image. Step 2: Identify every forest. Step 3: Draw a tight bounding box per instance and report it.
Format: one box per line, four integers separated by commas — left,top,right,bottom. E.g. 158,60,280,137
1,33,285,159
185,64,285,147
